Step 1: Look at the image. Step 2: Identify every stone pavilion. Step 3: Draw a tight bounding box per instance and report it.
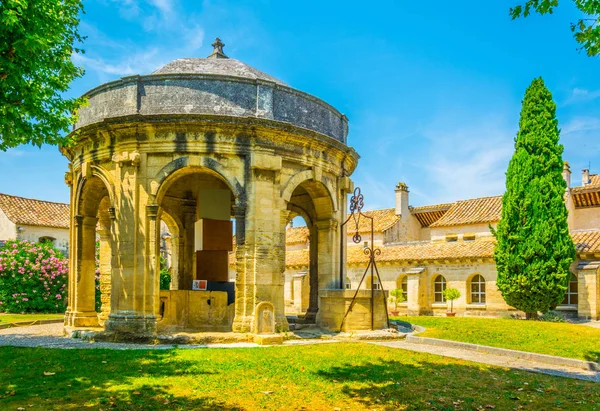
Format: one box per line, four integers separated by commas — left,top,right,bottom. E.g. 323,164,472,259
62,39,362,336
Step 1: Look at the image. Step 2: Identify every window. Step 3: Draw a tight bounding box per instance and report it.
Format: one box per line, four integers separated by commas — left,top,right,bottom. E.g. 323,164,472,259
401,277,408,301
345,276,352,290
463,233,476,242
561,273,578,306
445,234,458,242
366,275,381,290
38,236,56,245
434,275,446,303
470,274,486,304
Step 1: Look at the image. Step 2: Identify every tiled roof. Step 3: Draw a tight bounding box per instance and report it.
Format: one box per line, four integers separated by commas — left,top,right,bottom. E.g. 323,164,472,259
589,174,600,185
346,208,400,234
572,230,600,254
286,226,310,244
0,194,69,229
232,230,600,268
429,196,502,228
411,202,454,228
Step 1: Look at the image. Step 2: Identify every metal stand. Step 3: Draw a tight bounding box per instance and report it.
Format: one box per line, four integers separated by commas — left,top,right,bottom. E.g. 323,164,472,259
339,188,390,331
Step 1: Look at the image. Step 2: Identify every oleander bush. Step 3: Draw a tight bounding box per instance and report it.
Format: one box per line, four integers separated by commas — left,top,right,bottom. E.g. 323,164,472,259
0,240,68,313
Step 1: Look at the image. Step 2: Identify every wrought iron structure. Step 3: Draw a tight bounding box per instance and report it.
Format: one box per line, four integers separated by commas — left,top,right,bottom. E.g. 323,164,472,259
339,187,390,330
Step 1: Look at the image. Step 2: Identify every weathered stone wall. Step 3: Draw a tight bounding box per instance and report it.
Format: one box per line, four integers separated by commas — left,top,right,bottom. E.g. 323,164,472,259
319,289,388,331
16,225,70,255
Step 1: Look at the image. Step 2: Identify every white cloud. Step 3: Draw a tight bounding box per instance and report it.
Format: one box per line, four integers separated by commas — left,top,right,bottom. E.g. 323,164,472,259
562,116,600,135
420,117,515,203
563,88,600,106
72,48,164,77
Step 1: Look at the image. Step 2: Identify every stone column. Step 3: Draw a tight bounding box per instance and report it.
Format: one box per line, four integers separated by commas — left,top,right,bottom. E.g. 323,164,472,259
316,218,339,290
232,152,288,333
406,273,422,316
305,222,319,322
169,235,183,290
97,226,112,324
181,200,196,290
145,204,160,318
65,216,99,327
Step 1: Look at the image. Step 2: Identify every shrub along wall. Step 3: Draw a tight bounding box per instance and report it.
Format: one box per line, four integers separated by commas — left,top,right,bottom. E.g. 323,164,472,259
0,240,68,313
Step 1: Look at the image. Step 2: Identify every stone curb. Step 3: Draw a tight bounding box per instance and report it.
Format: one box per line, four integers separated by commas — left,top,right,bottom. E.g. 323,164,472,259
405,335,600,372
0,319,63,330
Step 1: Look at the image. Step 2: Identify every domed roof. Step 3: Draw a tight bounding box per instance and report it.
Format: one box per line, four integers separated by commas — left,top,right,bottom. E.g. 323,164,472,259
152,38,287,86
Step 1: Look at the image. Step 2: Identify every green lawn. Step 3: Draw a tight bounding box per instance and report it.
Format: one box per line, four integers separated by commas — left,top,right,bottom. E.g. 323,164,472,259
0,313,64,324
398,316,600,362
0,343,598,410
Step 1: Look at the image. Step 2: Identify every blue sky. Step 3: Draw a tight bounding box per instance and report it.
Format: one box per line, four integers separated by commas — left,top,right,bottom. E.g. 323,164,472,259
1,0,599,210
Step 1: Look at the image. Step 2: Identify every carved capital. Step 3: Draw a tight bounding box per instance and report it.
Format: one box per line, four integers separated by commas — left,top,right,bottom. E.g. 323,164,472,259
146,204,159,220
64,172,73,187
73,215,84,227
112,150,141,167
316,218,338,231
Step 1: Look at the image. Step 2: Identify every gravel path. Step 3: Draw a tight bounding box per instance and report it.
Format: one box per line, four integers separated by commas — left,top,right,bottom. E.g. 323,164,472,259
371,340,600,382
0,323,264,350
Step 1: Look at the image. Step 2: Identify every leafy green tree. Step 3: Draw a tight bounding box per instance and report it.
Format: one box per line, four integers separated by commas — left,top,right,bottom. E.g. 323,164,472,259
511,1,600,56
493,77,576,319
0,0,86,150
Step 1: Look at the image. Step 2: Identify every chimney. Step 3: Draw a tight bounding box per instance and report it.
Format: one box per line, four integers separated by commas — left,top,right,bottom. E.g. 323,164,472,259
562,162,571,189
582,168,590,186
395,182,410,221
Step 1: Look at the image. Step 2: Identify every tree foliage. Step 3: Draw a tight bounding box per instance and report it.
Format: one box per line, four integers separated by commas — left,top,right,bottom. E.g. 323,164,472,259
0,0,86,150
493,77,576,319
511,0,600,56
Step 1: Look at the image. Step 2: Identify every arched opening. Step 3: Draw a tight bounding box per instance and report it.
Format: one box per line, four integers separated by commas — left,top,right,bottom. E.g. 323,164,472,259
66,174,112,328
155,166,236,330
396,275,408,301
561,273,578,306
433,275,447,303
284,178,335,323
38,236,56,246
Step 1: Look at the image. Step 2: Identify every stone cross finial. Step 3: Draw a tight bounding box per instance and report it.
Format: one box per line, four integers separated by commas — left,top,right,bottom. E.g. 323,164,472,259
207,37,228,59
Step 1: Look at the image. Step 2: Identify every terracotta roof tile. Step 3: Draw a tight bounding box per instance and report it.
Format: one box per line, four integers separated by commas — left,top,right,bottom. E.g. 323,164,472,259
286,226,310,244
429,196,502,228
411,203,454,228
571,230,600,254
0,194,69,229
346,208,400,234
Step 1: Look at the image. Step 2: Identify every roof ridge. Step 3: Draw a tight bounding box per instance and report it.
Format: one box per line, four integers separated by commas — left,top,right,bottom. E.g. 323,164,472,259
0,193,69,206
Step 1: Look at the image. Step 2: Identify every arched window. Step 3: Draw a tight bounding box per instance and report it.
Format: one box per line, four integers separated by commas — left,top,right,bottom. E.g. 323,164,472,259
434,275,446,303
38,236,56,245
345,276,352,290
561,273,578,306
396,275,408,301
470,274,486,304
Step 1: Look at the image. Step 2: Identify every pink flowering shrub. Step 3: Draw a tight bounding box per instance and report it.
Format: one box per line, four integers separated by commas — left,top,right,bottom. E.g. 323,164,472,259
0,240,68,313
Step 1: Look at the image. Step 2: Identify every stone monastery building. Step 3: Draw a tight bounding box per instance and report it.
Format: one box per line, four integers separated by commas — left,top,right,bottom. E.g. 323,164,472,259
278,164,600,320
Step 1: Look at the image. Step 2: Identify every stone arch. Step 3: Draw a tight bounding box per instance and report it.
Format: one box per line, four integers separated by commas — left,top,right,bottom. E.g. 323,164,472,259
281,169,338,212
74,166,115,217
152,157,242,202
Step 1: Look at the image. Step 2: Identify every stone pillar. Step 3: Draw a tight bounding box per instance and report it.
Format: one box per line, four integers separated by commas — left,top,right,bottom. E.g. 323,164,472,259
406,273,422,316
97,226,112,324
145,204,160,318
65,215,99,327
305,223,319,322
181,200,196,290
578,267,600,320
232,153,288,333
169,235,183,290
316,218,339,289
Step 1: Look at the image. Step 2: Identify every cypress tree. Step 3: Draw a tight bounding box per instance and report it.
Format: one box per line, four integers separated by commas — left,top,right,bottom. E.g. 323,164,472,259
493,77,576,319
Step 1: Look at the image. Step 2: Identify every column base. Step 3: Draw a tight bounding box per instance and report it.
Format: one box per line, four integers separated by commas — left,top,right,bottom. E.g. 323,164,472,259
64,310,99,328
104,311,157,337
231,315,253,333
